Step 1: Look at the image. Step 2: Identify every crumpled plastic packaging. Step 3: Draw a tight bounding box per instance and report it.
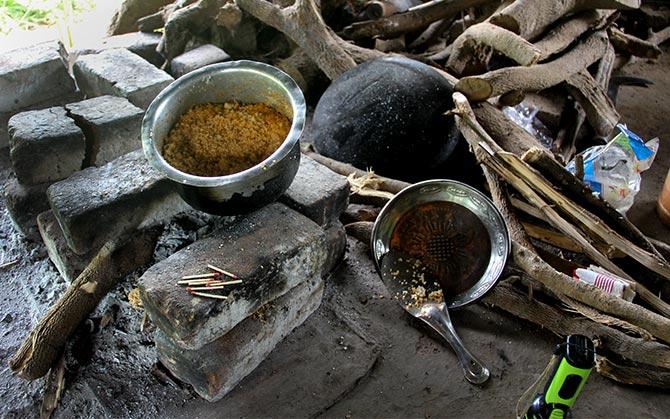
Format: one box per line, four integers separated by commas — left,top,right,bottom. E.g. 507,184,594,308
503,102,553,148
567,124,659,213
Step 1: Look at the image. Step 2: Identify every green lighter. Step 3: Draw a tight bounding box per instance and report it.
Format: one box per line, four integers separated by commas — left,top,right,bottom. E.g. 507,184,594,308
524,335,596,419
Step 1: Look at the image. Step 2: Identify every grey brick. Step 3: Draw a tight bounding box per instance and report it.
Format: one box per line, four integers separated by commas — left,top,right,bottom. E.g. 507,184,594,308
170,44,231,78
47,150,188,255
0,41,76,113
323,221,347,274
280,155,350,226
73,49,173,109
1,90,83,150
139,203,330,350
37,210,94,283
65,96,144,166
156,275,324,401
8,107,86,185
3,177,50,241
63,32,164,68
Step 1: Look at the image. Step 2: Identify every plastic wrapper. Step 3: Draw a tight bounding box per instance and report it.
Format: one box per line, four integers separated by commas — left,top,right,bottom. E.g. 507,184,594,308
503,102,553,148
567,124,659,213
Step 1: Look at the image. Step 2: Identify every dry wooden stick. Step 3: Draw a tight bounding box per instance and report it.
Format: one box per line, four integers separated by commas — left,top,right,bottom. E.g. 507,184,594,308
478,147,670,373
484,147,632,280
446,21,541,76
0,259,19,269
237,0,360,79
342,0,493,40
344,221,375,244
513,243,670,343
521,221,622,258
489,0,639,41
560,296,651,340
494,148,670,280
408,18,452,50
595,40,616,95
452,92,670,341
609,26,662,59
534,10,614,61
557,40,616,160
648,25,670,47
596,357,670,389
650,238,670,263
565,70,621,138
471,102,546,156
521,147,665,261
455,30,609,101
40,353,65,419
454,103,633,281
9,230,159,380
303,148,411,194
483,282,670,370
491,152,670,316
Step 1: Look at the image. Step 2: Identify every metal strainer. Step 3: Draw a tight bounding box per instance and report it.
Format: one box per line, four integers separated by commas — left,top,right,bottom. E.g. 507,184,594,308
371,179,510,384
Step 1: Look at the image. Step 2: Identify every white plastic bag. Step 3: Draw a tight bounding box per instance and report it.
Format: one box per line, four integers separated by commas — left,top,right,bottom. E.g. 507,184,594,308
567,124,659,213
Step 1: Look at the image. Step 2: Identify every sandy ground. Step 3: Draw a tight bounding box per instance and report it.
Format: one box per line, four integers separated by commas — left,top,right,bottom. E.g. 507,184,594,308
620,55,670,241
0,20,669,419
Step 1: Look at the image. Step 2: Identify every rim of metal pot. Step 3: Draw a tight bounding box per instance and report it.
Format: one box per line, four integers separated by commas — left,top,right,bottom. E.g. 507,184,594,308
142,60,306,188
370,179,511,308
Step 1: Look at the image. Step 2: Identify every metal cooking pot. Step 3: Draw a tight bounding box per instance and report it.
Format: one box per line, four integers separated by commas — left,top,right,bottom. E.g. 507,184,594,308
142,60,306,215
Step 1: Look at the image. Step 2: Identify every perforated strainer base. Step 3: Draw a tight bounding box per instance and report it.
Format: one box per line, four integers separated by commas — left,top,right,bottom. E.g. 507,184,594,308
388,201,491,296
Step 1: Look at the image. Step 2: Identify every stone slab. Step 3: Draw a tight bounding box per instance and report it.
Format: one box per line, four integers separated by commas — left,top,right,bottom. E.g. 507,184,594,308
170,44,231,78
1,90,84,150
37,210,94,283
47,149,188,255
8,107,86,185
156,275,324,402
323,221,347,274
3,177,50,241
169,304,380,415
65,95,144,166
139,203,330,350
280,155,350,226
73,48,173,109
0,41,76,113
62,32,164,68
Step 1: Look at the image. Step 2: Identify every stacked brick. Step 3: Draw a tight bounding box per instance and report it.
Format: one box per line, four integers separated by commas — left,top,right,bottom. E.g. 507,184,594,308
1,39,173,240
2,36,351,403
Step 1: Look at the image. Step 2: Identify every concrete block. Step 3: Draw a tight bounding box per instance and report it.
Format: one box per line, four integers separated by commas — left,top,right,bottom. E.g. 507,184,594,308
170,44,231,78
62,32,164,68
156,275,324,401
37,210,94,283
73,49,173,109
8,107,86,185
176,305,380,416
65,96,144,166
3,178,50,241
280,155,349,226
323,221,347,274
47,149,188,255
1,90,84,150
0,41,76,113
139,203,330,350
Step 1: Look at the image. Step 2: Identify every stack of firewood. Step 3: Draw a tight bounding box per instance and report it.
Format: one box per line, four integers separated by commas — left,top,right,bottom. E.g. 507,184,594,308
109,0,670,388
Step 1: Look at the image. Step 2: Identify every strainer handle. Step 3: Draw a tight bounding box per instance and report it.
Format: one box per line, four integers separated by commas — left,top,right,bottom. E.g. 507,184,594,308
418,304,490,385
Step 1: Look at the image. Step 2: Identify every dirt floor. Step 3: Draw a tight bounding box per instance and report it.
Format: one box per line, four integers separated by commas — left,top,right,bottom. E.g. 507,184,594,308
1,50,669,419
